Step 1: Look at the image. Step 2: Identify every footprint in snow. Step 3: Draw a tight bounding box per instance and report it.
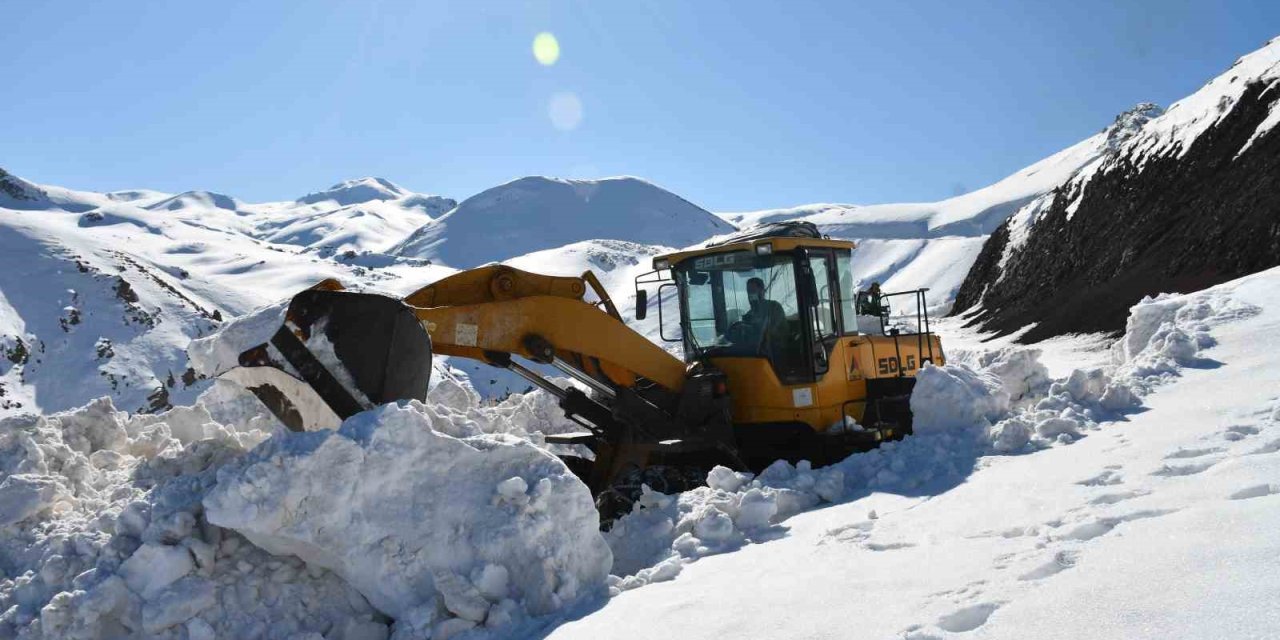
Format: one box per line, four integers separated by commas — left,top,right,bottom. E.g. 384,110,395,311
865,541,917,551
820,520,915,551
1164,446,1224,460
1076,469,1124,486
818,520,873,545
1150,460,1217,477
1018,550,1080,581
936,602,1001,633
968,525,1039,540
1228,484,1279,500
1059,509,1179,541
1247,438,1280,455
1090,489,1149,505
901,625,943,640
1222,425,1260,441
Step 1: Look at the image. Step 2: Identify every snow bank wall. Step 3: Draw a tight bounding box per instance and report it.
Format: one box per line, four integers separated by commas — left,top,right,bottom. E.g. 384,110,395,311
204,401,612,637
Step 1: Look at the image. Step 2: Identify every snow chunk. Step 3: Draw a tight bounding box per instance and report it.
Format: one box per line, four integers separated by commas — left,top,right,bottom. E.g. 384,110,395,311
141,575,215,633
911,363,1010,432
120,543,194,598
0,474,58,526
0,397,385,640
203,401,612,626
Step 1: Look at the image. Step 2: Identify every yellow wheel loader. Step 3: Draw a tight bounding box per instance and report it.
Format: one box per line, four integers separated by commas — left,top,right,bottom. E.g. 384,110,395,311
217,222,944,517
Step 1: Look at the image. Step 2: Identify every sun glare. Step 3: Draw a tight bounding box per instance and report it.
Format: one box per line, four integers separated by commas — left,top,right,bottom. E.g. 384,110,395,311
532,32,560,66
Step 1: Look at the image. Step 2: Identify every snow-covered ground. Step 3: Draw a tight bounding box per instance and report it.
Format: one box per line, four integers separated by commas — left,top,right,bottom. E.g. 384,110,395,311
545,267,1280,640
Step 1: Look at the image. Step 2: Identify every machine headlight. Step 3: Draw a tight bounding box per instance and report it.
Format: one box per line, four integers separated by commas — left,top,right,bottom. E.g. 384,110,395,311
654,258,671,270
755,243,773,255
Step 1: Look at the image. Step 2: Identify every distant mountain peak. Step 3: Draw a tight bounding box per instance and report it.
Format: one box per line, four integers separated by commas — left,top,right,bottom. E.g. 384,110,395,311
296,177,408,206
1104,102,1165,151
392,174,734,267
0,167,47,203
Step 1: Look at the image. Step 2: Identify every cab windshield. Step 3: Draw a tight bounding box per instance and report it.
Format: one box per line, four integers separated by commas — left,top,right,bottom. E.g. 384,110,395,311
675,251,810,379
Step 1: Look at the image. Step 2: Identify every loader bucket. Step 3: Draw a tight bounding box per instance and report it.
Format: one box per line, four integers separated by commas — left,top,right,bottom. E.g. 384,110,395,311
221,289,433,431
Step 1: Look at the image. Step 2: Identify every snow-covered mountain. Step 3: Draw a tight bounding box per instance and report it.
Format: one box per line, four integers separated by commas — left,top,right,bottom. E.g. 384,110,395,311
0,171,728,415
955,36,1280,341
392,176,735,268
0,173,464,417
716,104,1166,313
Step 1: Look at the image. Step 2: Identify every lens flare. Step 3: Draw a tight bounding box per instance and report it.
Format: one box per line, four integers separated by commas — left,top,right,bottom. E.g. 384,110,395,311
548,92,583,131
532,32,560,66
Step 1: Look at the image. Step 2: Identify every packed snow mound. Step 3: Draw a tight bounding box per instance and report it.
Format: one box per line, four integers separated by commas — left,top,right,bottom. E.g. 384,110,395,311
392,176,735,268
296,177,409,206
0,398,390,640
0,380,614,639
204,401,612,636
1112,281,1263,383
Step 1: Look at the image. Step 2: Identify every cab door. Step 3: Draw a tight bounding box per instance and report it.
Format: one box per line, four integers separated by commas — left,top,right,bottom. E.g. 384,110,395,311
798,249,848,427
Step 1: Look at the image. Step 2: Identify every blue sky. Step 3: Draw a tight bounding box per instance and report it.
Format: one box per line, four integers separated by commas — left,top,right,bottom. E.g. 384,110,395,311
3,1,1277,211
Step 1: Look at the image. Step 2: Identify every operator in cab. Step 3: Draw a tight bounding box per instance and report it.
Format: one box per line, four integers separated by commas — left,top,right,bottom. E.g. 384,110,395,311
742,277,788,349
859,281,889,317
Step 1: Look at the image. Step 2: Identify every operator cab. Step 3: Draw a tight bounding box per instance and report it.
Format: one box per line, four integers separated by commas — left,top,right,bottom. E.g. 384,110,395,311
638,222,863,384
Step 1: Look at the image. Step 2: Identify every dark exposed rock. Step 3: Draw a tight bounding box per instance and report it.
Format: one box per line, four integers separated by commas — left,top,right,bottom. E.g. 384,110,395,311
3,338,29,365
0,167,44,201
95,337,115,360
113,278,140,303
144,384,172,413
953,80,1280,342
60,308,82,332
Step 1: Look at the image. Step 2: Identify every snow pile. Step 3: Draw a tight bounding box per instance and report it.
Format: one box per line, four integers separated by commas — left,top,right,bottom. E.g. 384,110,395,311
914,286,1259,455
0,381,615,639
204,401,612,639
605,459,843,591
1112,288,1261,384
0,398,391,640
